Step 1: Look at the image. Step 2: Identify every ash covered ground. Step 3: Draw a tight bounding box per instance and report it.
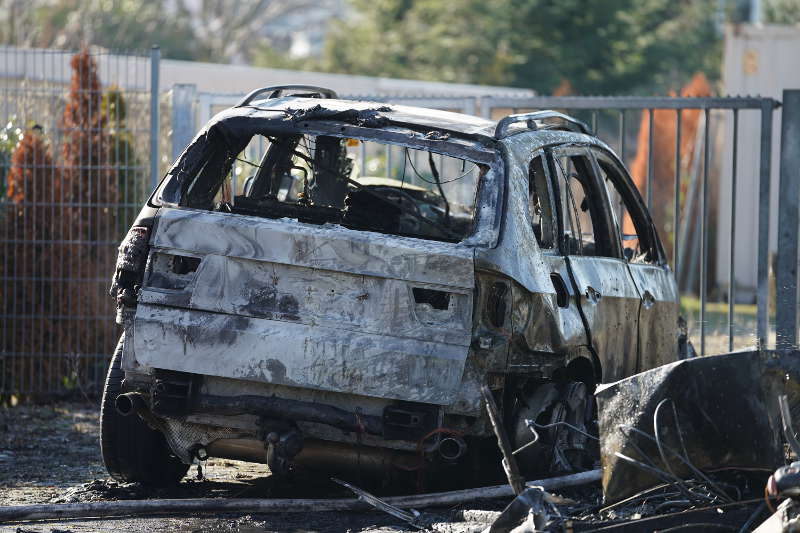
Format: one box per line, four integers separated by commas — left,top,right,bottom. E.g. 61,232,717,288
0,402,514,533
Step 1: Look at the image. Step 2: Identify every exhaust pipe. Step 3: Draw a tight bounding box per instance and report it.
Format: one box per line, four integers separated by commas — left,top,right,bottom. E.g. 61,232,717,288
438,435,467,462
115,392,148,417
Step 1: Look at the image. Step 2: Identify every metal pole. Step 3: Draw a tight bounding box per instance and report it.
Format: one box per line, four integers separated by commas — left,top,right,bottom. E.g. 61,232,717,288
149,45,161,190
757,100,774,348
480,96,492,119
170,84,196,162
674,109,682,276
700,109,710,356
728,109,739,352
776,90,800,349
647,109,654,211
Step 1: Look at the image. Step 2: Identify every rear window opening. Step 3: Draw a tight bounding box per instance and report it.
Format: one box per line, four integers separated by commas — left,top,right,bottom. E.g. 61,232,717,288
181,133,486,243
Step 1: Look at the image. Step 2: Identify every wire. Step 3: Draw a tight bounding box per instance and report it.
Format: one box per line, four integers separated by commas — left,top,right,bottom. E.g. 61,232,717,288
654,399,695,503
236,157,260,168
619,423,733,503
529,419,599,441
290,148,459,239
618,426,709,503
404,149,476,184
653,400,734,503
599,484,679,513
655,524,737,532
514,418,600,455
614,451,686,487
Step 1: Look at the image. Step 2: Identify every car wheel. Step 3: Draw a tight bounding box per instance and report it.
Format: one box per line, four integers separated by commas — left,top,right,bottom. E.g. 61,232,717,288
100,333,189,485
512,381,598,477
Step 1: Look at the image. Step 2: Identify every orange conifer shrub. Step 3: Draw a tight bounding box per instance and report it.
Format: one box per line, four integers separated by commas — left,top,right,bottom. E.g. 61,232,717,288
57,49,119,383
1,130,62,390
629,73,712,264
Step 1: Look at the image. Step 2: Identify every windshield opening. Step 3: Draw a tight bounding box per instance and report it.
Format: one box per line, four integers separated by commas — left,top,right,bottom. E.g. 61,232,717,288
178,132,486,243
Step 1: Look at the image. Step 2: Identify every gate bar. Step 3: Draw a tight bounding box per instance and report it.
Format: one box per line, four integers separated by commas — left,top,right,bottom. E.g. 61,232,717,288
728,109,739,352
757,99,776,348
776,90,800,349
149,45,160,190
483,96,779,110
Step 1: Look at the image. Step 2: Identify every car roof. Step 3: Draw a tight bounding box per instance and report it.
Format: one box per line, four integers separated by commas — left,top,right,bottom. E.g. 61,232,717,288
244,96,499,139
213,95,609,159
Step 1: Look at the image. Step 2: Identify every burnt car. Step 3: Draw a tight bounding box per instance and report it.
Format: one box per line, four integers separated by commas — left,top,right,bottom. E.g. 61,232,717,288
102,85,681,486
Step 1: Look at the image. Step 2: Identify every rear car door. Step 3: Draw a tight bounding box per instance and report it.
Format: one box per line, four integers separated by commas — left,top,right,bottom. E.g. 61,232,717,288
130,128,486,408
546,146,641,382
133,207,475,406
524,151,589,352
591,148,679,372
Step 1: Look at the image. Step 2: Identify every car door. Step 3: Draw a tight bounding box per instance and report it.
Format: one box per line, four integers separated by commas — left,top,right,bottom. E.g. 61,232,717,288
546,146,641,383
591,148,679,372
519,151,589,355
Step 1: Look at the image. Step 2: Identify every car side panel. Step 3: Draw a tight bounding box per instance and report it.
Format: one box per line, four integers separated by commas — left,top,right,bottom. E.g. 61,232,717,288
479,135,591,375
628,263,679,371
566,255,641,382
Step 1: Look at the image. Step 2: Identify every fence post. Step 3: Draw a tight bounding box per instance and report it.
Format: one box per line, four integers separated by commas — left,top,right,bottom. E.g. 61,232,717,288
149,45,161,190
171,84,196,161
757,99,774,348
776,90,800,349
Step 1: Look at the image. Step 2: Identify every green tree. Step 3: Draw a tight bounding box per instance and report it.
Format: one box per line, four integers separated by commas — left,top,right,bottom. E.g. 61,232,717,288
1,0,204,60
763,0,800,23
321,0,519,85
102,85,144,235
0,0,312,63
321,0,722,95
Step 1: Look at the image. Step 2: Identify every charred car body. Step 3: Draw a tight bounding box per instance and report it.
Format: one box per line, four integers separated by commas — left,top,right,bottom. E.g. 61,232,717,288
101,85,681,485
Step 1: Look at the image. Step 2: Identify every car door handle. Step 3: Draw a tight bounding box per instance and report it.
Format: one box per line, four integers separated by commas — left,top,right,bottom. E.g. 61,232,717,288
585,286,602,303
642,290,656,309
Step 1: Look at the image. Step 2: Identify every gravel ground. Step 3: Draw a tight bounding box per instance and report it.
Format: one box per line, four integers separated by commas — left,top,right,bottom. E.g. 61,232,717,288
0,402,511,533
1,402,770,532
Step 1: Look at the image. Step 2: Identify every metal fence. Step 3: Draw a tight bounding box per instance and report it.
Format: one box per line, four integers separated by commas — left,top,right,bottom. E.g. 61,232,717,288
0,47,159,397
1,44,797,397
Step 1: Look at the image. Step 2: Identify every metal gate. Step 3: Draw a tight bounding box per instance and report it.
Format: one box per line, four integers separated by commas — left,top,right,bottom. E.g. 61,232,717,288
0,46,160,397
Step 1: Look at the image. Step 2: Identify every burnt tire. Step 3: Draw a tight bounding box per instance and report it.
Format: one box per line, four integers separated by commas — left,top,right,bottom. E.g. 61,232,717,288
100,333,189,486
512,381,598,477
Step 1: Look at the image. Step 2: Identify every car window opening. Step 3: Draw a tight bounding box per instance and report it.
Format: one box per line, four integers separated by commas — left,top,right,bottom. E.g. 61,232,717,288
184,133,485,243
551,152,616,259
595,157,655,264
529,155,556,249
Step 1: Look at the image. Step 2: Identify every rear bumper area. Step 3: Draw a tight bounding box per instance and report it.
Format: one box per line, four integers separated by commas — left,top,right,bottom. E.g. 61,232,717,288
133,304,467,405
115,377,446,468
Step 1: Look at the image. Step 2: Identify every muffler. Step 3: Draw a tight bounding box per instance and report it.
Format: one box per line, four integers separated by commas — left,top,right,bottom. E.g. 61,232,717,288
115,392,148,417
437,435,468,462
